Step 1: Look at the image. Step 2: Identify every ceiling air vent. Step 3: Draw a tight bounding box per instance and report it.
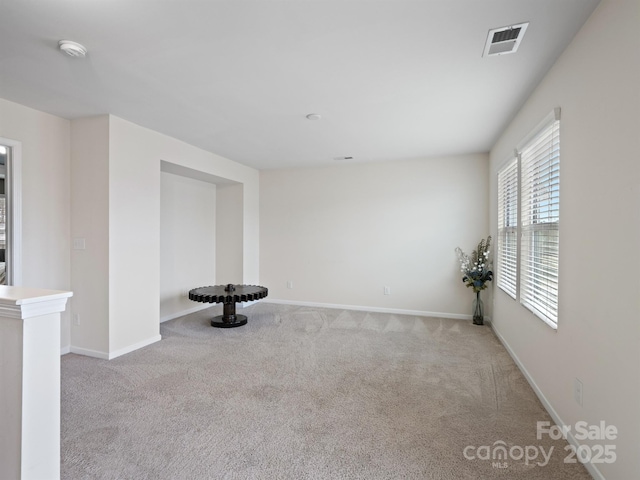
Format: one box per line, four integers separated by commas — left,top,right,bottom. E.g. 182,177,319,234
483,22,529,57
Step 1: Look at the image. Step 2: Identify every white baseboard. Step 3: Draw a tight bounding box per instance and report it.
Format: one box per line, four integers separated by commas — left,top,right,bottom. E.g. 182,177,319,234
60,345,70,355
262,298,473,320
67,335,162,360
489,323,604,480
69,346,109,360
160,304,212,323
107,335,162,360
240,300,260,308
160,300,263,324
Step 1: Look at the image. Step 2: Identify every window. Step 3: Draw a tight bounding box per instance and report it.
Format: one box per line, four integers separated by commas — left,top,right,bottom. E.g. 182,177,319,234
496,108,560,328
497,158,518,298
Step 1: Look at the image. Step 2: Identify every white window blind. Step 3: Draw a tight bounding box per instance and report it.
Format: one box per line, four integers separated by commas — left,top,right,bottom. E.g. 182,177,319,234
519,113,560,327
497,158,518,299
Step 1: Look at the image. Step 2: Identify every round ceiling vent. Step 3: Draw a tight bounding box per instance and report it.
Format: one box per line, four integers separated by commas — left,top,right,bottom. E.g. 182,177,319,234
58,40,87,58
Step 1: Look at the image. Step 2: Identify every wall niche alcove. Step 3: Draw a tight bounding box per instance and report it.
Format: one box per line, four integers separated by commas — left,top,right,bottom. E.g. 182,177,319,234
160,161,244,322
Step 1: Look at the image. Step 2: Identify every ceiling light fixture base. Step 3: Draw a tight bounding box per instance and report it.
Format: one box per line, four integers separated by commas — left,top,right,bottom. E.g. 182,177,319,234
58,40,87,58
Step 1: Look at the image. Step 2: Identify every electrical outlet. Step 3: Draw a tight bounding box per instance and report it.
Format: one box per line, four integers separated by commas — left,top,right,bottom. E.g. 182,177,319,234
72,238,86,250
574,378,583,406
287,281,293,289
384,286,391,295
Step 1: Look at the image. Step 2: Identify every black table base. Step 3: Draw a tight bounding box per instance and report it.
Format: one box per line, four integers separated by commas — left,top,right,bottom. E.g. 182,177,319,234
211,302,247,328
188,284,268,328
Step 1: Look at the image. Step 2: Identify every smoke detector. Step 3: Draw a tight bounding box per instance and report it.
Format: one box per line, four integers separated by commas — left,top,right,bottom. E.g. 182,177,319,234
482,22,529,57
58,40,87,58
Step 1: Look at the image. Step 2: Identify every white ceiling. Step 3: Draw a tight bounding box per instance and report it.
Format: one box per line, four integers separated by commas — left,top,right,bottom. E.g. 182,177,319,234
0,0,600,170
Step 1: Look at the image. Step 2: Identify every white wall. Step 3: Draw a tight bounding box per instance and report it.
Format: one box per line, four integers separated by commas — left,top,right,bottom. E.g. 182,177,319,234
216,183,244,284
489,0,640,478
105,115,258,356
260,154,489,316
0,98,72,350
70,116,110,354
0,103,258,358
160,172,216,321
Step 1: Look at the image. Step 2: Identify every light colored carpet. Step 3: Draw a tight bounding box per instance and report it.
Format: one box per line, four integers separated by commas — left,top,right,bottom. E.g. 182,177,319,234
61,302,591,479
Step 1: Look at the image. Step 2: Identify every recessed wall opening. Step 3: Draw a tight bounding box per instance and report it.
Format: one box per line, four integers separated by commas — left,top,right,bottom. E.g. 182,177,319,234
159,160,244,322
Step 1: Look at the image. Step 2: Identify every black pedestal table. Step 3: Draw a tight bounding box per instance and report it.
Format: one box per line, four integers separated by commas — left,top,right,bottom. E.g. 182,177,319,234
188,284,268,328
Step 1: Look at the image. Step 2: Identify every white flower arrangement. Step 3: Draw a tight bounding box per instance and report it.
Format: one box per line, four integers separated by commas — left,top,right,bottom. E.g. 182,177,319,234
455,236,493,293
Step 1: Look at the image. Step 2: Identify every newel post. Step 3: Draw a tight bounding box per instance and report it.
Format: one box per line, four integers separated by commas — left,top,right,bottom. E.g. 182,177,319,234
0,286,73,480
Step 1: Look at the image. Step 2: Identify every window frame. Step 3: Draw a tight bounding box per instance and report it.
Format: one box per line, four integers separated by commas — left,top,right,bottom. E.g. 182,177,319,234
495,108,561,330
496,156,519,299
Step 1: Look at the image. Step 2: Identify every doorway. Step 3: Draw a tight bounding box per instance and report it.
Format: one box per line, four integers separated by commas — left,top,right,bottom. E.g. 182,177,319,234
0,139,21,286
0,145,8,284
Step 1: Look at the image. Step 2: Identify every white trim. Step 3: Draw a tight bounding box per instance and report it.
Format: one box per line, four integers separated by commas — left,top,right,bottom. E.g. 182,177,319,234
516,107,561,152
160,303,212,323
161,300,263,323
107,335,162,360
0,286,72,319
490,323,604,480
0,137,22,286
262,298,479,320
0,297,71,320
60,345,70,355
496,150,518,173
69,346,109,360
69,335,162,360
240,300,260,308
530,309,559,331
